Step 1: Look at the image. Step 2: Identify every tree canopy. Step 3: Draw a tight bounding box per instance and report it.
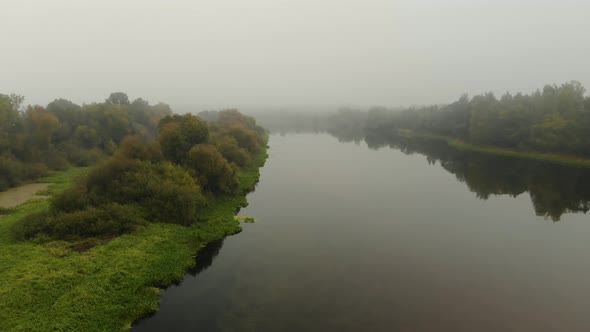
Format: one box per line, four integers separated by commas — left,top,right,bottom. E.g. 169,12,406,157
5,97,267,240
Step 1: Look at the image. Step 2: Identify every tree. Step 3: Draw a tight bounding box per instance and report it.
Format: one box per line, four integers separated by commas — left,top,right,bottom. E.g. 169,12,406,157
468,93,500,145
24,105,60,150
106,92,130,106
224,124,260,153
47,99,82,143
0,94,21,153
158,114,209,163
185,144,238,193
9,94,25,112
214,135,250,166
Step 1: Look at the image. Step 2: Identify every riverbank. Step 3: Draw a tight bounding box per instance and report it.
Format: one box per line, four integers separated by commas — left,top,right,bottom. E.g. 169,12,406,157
0,145,268,331
393,129,590,167
448,139,590,167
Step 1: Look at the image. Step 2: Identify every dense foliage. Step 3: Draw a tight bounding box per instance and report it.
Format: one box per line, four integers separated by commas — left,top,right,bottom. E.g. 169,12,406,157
0,92,172,191
0,147,267,331
5,94,266,240
327,81,590,157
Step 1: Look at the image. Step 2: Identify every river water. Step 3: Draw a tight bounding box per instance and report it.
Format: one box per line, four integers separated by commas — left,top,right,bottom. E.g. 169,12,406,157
133,133,590,332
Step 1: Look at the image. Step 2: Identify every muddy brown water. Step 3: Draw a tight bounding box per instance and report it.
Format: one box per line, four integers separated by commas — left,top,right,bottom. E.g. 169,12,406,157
0,183,50,208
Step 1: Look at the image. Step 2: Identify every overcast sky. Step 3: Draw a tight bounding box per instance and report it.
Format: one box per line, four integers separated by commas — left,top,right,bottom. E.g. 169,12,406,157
2,0,590,110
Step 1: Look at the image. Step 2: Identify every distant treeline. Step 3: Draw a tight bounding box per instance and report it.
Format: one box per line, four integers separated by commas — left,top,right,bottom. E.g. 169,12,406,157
1,91,267,239
251,81,590,221
0,93,172,190
328,81,590,156
257,81,590,157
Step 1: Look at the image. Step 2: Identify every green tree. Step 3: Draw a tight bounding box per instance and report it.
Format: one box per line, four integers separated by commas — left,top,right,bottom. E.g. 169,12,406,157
185,144,239,193
158,114,209,163
106,92,130,106
24,106,60,150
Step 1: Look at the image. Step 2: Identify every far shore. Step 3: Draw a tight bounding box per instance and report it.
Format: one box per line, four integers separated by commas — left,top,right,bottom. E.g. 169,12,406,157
394,130,590,168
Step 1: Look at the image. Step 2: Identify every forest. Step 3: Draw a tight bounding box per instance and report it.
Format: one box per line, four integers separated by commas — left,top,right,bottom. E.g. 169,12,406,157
0,93,172,190
304,81,590,158
0,92,266,239
376,81,589,153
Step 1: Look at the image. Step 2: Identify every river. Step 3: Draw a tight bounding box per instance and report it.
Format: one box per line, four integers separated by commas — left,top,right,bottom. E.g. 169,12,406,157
133,133,590,332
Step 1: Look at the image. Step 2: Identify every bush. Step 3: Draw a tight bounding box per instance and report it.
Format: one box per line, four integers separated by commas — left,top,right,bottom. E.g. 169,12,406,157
186,144,239,194
115,136,162,161
0,155,25,190
12,211,51,241
225,124,261,153
84,158,206,226
158,114,209,163
62,144,105,166
13,204,145,241
115,161,207,225
41,151,70,171
48,204,145,239
51,184,90,213
24,163,48,179
215,136,251,167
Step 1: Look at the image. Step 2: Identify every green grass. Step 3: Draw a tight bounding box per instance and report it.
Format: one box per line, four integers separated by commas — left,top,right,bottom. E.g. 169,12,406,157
448,139,590,167
0,145,268,332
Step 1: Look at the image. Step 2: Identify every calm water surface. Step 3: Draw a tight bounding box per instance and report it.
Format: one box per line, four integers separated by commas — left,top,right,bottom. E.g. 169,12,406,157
133,133,590,332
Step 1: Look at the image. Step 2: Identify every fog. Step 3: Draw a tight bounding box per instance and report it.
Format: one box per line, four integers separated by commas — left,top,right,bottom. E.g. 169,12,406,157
2,0,590,110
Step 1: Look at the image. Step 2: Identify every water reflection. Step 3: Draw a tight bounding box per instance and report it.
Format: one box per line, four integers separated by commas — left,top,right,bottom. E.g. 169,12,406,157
133,133,590,331
339,131,590,221
187,239,225,276
131,239,227,331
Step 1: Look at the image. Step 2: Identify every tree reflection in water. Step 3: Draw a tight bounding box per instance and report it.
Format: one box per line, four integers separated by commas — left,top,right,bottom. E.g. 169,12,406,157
188,239,225,276
338,132,590,222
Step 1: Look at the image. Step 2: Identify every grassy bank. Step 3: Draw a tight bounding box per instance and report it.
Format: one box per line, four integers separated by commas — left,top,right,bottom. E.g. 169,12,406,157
0,145,268,332
394,129,590,167
448,139,590,167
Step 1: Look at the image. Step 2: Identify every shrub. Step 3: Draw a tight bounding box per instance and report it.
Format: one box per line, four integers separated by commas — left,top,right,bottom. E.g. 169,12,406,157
24,163,48,179
115,136,162,161
83,158,206,226
12,211,51,241
225,124,261,153
115,161,207,225
158,114,209,163
48,204,145,239
13,204,146,241
215,136,251,167
51,183,90,213
0,155,25,189
186,144,239,194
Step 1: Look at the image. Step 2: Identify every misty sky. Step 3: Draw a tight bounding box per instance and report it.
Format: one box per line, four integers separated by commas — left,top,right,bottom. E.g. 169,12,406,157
2,0,590,110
